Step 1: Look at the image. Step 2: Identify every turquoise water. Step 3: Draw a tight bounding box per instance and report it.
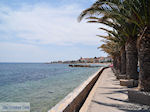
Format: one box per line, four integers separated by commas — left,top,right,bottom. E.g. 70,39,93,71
0,63,100,112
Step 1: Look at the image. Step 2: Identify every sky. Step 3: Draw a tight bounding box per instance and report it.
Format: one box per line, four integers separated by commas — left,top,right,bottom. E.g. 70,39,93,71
0,0,108,62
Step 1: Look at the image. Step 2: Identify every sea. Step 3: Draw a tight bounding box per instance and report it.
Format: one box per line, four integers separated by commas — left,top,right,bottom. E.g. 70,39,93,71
0,63,100,112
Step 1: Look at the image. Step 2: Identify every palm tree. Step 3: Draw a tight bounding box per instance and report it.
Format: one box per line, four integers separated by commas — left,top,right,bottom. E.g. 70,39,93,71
117,0,150,91
99,39,120,72
79,0,150,91
82,15,126,76
127,0,150,91
78,0,139,80
98,32,124,75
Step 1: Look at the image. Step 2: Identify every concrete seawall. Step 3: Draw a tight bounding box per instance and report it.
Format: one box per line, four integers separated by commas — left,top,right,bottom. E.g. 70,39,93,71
48,67,108,112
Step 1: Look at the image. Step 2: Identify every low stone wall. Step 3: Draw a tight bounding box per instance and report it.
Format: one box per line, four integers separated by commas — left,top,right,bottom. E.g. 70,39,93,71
48,67,108,112
128,89,150,106
120,79,138,87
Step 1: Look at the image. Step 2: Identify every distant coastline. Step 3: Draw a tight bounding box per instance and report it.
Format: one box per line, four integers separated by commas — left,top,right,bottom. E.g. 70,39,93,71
48,56,112,64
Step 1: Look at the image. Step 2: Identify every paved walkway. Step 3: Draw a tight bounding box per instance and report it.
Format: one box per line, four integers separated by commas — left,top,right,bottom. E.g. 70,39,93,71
80,68,150,112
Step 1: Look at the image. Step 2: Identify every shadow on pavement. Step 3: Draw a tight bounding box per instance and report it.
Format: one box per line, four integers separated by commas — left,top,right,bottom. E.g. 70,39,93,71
92,100,150,112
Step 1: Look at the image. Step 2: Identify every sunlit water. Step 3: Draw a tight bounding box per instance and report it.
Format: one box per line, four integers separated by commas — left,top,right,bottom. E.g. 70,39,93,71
0,63,100,112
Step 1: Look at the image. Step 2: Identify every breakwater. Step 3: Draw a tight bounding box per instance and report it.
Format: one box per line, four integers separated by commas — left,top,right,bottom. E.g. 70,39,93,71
69,64,108,68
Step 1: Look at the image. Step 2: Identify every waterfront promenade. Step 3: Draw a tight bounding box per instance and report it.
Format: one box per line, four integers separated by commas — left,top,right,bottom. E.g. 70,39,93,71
80,68,150,112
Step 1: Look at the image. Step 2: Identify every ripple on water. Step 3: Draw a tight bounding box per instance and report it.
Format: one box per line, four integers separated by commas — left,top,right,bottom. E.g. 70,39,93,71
0,63,100,112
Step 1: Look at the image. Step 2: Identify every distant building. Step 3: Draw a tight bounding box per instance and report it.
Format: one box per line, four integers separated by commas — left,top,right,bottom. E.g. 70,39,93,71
50,56,112,64
79,56,112,63
93,57,100,63
79,57,93,63
58,61,63,63
104,56,112,62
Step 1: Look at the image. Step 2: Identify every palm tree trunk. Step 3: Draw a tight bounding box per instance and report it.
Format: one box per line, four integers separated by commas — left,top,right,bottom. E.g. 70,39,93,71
116,56,121,75
121,46,126,74
138,27,150,91
112,57,116,73
113,56,117,69
125,38,138,80
113,56,118,75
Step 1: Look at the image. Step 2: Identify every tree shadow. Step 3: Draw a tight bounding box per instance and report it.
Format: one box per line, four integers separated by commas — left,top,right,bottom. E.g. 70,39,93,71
112,83,121,85
113,90,128,95
107,96,129,103
112,79,119,81
100,89,128,95
92,100,150,112
99,87,125,89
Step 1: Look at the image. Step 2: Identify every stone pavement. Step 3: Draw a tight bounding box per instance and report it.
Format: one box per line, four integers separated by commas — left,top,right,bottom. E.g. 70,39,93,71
80,68,150,112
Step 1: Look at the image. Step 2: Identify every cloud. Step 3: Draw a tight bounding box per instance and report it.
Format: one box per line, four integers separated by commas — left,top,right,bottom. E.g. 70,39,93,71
0,42,50,62
0,41,108,62
0,3,107,45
